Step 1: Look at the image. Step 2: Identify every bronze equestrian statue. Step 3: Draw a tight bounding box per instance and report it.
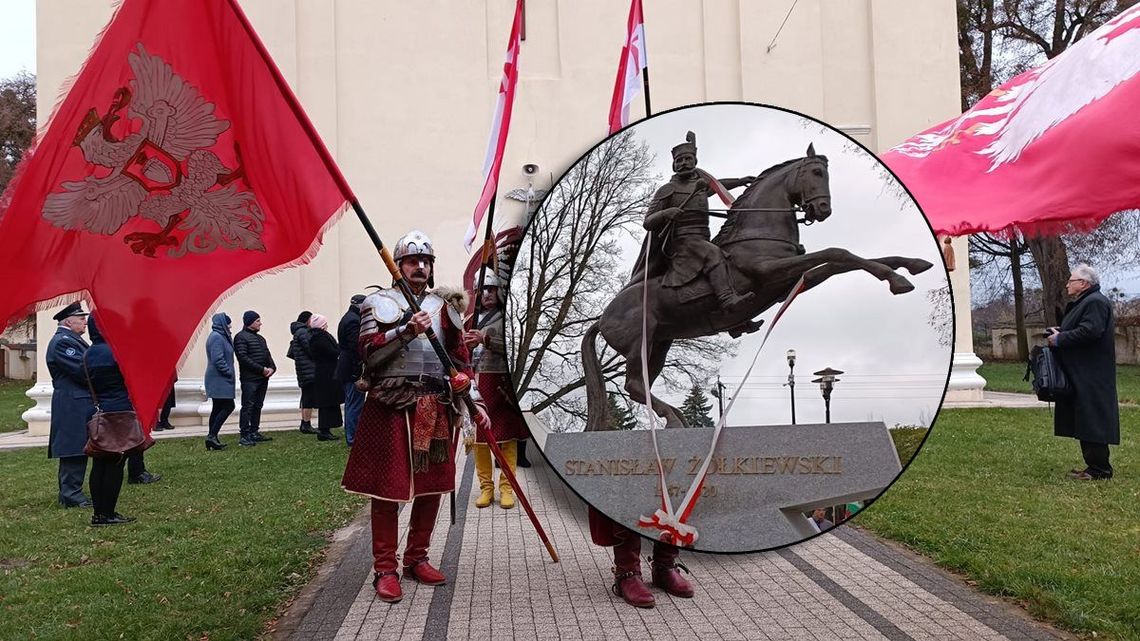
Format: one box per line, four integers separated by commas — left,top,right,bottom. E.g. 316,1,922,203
582,133,934,432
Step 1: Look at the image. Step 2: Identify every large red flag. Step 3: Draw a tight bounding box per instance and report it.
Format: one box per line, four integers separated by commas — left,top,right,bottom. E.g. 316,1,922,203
607,0,648,134
0,0,352,428
882,5,1140,236
466,0,523,252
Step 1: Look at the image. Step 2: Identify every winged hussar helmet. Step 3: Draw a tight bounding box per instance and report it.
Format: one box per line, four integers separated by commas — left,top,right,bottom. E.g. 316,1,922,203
394,230,435,262
394,230,436,287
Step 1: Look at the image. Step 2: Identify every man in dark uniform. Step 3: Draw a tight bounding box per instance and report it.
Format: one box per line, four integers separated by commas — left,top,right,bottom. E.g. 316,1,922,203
46,302,93,508
634,131,754,312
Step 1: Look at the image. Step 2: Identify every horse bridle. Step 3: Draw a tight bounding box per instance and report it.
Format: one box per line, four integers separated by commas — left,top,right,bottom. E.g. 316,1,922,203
707,158,829,226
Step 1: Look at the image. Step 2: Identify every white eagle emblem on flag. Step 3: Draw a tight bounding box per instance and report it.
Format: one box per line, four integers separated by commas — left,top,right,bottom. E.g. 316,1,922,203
891,6,1140,172
42,44,265,257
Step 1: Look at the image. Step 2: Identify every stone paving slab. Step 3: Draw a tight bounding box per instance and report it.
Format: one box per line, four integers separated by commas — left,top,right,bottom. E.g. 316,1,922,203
281,446,1074,641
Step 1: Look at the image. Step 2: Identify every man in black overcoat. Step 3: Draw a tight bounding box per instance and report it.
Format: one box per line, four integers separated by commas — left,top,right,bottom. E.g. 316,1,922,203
1047,264,1120,480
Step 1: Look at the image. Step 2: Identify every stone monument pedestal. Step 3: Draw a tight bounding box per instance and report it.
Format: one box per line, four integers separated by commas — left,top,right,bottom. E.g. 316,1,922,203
543,422,903,552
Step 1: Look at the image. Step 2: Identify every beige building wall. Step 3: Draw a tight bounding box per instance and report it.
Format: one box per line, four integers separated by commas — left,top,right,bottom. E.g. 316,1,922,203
23,0,975,433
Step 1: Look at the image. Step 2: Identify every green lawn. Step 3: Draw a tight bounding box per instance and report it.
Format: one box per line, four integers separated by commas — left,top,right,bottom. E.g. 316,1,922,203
889,427,927,465
980,361,1140,404
0,378,33,432
858,407,1140,641
0,432,364,640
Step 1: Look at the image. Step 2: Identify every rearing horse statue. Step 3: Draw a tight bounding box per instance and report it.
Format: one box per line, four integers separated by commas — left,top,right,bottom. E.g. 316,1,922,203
581,144,934,432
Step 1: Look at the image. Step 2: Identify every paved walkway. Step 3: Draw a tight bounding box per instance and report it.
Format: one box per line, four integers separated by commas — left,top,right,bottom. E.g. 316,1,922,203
941,391,1049,410
276,447,1071,641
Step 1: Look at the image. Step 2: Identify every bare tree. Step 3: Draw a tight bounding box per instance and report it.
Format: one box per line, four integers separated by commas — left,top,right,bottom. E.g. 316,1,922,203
507,131,734,430
0,72,36,202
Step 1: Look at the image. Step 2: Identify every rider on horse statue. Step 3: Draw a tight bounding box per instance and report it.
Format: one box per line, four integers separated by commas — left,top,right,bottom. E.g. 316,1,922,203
633,131,755,313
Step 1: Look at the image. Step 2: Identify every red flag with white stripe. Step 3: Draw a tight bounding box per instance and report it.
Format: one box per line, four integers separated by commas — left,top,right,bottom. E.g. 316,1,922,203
466,0,523,252
697,169,735,207
882,5,1140,236
607,0,648,134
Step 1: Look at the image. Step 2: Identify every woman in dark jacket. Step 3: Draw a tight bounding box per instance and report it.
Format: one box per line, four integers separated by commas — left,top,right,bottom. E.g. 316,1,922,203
84,314,141,526
204,313,236,450
307,314,343,441
288,311,318,434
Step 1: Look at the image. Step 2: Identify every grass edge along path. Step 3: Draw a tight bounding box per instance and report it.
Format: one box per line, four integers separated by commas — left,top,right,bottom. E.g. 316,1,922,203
857,407,1140,641
0,431,364,641
979,360,1140,404
0,378,33,433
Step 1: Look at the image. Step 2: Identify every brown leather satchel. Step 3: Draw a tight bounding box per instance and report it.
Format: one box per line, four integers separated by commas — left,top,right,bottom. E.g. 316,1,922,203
82,354,154,458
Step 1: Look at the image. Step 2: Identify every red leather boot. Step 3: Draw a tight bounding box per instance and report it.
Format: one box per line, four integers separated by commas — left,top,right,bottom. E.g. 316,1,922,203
370,499,402,603
651,541,694,598
612,531,655,608
403,494,446,585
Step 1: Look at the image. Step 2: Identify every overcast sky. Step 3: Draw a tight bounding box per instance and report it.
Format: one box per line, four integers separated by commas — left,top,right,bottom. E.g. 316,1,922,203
519,103,953,429
0,1,35,78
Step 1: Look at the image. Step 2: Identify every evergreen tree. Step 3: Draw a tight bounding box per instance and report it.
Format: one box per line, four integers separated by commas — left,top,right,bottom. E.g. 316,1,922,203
680,383,715,428
605,393,637,430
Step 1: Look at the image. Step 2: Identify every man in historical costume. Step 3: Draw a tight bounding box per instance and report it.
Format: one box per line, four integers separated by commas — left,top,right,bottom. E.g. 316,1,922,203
588,511,694,608
341,230,490,604
46,302,94,508
1047,263,1120,480
631,131,755,313
463,273,529,509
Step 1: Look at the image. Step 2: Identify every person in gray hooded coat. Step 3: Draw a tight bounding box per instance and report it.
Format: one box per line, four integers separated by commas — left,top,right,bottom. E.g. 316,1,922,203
204,313,236,450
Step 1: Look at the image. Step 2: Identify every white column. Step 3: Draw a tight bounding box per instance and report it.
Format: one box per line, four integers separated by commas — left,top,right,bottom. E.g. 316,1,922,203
946,235,986,401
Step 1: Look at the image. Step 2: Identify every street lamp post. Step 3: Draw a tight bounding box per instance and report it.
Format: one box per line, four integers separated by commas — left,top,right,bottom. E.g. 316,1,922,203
811,367,844,424
785,349,797,425
709,375,726,422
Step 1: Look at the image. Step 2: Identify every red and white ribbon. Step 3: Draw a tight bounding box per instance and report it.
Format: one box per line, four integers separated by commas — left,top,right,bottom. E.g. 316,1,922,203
636,261,808,545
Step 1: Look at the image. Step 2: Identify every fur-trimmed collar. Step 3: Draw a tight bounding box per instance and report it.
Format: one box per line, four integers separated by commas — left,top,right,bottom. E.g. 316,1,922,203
431,285,469,313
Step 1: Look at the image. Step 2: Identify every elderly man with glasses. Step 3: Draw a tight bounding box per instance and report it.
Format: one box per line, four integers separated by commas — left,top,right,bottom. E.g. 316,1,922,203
1045,264,1120,480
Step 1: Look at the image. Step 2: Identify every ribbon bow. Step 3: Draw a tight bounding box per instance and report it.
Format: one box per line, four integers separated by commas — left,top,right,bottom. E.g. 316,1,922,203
637,509,699,547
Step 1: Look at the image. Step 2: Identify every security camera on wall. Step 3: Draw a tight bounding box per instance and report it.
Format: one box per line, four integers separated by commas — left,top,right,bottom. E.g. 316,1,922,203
522,163,540,177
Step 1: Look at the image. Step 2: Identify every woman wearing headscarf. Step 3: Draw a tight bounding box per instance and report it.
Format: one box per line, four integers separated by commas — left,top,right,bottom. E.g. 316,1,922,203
204,312,236,450
307,314,344,441
84,313,144,526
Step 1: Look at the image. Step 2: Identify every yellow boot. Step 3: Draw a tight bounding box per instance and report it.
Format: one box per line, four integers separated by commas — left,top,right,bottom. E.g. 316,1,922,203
498,440,517,509
474,444,494,508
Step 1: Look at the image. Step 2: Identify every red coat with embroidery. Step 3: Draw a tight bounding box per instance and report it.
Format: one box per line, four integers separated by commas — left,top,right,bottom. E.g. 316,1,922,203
474,373,528,443
341,298,472,503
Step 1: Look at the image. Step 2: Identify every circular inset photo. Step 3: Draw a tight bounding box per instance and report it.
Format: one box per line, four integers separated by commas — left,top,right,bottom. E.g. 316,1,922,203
505,102,952,553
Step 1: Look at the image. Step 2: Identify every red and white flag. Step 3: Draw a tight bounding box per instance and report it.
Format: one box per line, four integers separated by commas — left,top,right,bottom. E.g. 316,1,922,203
607,0,648,134
0,0,352,427
697,169,735,207
883,5,1140,236
466,0,523,252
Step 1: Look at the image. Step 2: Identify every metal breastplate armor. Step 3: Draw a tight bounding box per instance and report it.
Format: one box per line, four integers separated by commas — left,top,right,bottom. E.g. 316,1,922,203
360,289,461,380
475,309,508,375
668,180,711,239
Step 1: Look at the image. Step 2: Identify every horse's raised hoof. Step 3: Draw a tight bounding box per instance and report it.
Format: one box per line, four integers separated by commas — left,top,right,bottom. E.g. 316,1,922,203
888,277,915,295
907,259,934,275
